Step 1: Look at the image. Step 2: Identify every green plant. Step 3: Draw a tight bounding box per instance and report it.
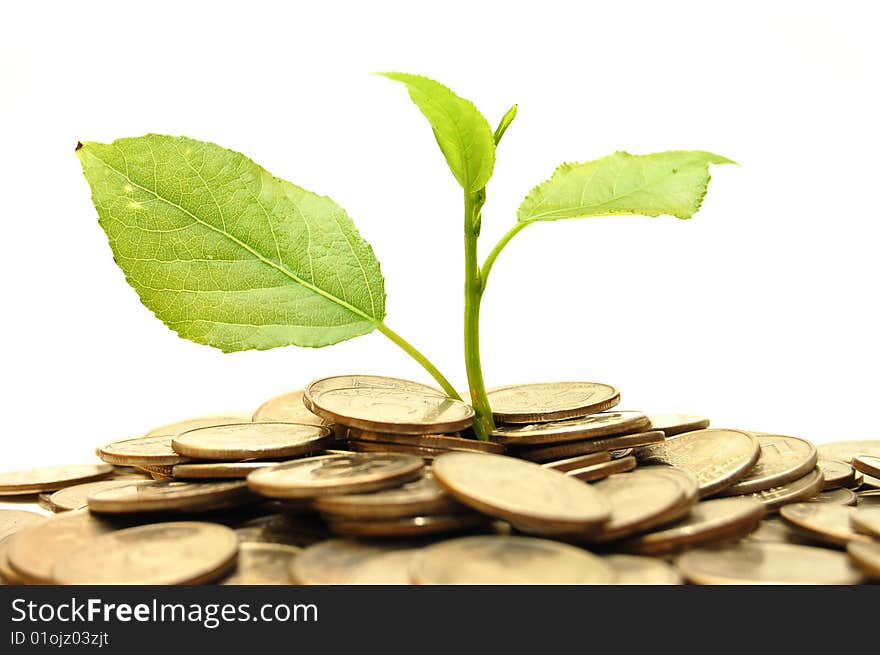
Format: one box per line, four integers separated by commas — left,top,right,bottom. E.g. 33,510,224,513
77,73,733,440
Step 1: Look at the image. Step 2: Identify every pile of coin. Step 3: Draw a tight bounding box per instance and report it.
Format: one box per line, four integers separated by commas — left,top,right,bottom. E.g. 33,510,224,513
1,375,880,585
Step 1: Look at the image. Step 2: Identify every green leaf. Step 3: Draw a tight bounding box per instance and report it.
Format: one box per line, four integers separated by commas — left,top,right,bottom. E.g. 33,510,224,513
518,150,736,223
77,134,386,352
493,104,518,146
379,72,496,193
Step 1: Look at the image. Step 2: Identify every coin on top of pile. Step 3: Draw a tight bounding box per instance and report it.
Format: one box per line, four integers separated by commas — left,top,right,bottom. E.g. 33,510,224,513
247,453,424,499
0,463,114,496
817,440,880,464
718,434,817,496
574,467,697,542
636,429,760,497
253,390,330,426
432,452,611,535
98,435,190,467
646,413,711,437
817,459,858,490
676,542,864,585
620,497,765,555
411,535,614,584
52,521,238,585
490,411,649,446
348,429,504,454
313,473,466,520
484,382,620,424
518,430,664,463
738,468,824,511
87,480,253,514
171,422,332,460
852,455,880,478
307,387,473,435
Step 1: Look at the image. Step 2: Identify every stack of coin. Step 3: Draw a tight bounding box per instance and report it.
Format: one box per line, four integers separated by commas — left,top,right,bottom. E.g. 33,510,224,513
3,375,880,584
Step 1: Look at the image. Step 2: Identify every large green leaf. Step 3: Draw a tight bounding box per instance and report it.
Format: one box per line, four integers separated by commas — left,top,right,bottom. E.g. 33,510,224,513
77,134,386,352
518,150,735,223
380,72,496,193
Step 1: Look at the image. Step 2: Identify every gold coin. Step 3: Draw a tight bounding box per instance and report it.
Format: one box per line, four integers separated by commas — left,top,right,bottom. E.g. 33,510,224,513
518,430,665,463
541,452,612,473
313,474,466,520
343,549,420,584
853,455,880,478
49,479,144,512
817,440,880,464
0,463,113,495
817,459,857,490
247,453,424,499
490,411,649,446
809,487,857,506
308,387,474,435
304,375,445,410
98,435,190,466
220,543,301,585
7,510,119,583
52,521,238,584
604,554,683,585
0,509,45,541
37,493,54,512
620,497,766,555
859,473,880,490
851,506,880,538
172,422,332,460
348,429,505,454
327,512,488,538
88,480,253,514
677,542,864,585
719,434,817,496
172,461,279,480
347,440,454,460
432,452,611,535
779,503,872,546
412,535,614,584
581,468,695,542
746,517,815,546
290,538,415,585
857,490,880,506
847,540,880,579
485,382,620,424
253,390,330,426
566,456,637,482
144,415,252,437
741,468,824,511
636,429,760,497
646,414,711,437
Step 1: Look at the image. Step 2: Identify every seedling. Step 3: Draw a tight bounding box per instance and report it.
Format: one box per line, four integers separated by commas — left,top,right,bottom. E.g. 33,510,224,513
77,73,733,440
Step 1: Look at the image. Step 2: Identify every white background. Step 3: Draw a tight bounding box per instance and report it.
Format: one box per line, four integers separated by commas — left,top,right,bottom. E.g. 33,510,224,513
1,0,878,470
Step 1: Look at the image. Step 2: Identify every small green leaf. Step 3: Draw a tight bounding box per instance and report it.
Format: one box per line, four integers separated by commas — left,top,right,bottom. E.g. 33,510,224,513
379,72,496,193
518,150,736,223
494,104,518,146
78,134,386,352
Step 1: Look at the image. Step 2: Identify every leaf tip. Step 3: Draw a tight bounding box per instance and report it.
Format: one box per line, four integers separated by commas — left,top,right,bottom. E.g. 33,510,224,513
75,141,83,151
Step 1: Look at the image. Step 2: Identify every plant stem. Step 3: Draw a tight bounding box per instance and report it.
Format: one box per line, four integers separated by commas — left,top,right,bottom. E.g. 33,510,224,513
464,190,495,440
376,322,461,400
480,221,529,290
